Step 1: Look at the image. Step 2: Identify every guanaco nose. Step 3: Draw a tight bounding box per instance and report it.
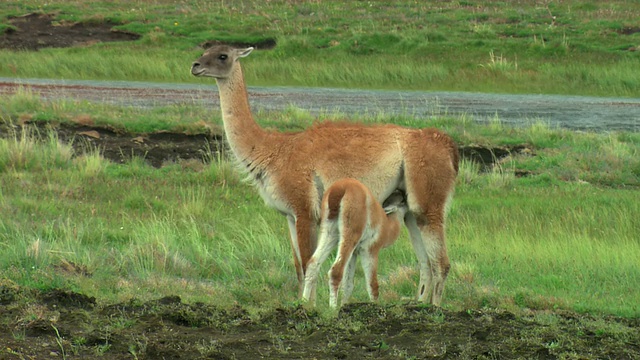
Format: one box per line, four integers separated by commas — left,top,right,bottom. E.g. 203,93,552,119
191,62,202,75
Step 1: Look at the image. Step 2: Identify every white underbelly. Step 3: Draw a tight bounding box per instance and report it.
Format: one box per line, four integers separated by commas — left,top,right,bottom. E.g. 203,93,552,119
257,181,292,215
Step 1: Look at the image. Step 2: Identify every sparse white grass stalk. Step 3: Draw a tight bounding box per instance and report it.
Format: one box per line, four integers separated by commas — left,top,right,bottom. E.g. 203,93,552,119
178,186,211,217
539,59,640,97
602,133,634,159
533,34,546,48
484,159,516,188
281,104,315,123
204,152,241,187
46,131,74,168
526,119,554,139
0,127,73,171
456,153,515,189
74,151,107,178
15,49,190,83
1,85,41,111
0,129,36,171
488,113,503,132
101,209,293,296
253,55,449,89
471,23,495,38
457,159,482,185
480,50,517,72
218,216,291,273
122,215,198,277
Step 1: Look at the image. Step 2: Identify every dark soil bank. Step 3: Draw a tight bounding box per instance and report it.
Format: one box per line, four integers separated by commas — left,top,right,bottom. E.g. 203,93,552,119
1,286,639,359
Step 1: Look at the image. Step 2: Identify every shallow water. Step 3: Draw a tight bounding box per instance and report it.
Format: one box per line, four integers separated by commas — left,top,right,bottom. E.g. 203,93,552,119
2,77,639,132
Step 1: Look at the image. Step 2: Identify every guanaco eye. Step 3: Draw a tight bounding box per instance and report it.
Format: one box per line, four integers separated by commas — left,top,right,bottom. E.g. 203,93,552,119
218,54,228,61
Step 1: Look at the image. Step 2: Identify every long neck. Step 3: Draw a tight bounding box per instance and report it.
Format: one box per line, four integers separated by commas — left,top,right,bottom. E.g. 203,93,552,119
215,62,267,163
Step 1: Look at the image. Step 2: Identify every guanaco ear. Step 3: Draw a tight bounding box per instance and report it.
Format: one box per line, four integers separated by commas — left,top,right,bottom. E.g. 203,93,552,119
237,47,254,58
383,204,399,215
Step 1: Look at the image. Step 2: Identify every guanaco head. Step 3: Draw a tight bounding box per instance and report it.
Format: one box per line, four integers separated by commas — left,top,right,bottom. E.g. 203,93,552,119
191,45,254,79
382,190,407,219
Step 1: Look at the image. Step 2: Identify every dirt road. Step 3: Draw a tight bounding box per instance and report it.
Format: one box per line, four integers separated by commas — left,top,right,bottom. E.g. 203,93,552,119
2,77,640,132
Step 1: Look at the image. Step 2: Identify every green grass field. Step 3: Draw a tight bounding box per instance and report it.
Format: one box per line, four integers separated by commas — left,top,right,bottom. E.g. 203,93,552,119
1,101,638,316
0,1,639,319
1,0,640,96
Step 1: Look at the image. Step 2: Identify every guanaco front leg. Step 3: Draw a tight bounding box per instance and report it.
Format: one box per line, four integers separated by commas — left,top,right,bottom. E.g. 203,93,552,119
287,212,317,297
302,220,337,304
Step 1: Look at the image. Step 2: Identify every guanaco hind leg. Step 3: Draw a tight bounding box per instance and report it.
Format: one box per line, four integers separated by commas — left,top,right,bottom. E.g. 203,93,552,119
402,134,456,306
338,252,358,306
404,213,434,302
422,220,450,306
404,208,450,306
359,247,380,301
329,213,366,308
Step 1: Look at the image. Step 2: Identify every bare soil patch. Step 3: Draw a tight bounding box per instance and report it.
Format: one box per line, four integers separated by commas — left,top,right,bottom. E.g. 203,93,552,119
1,13,140,51
60,122,225,168
1,285,638,360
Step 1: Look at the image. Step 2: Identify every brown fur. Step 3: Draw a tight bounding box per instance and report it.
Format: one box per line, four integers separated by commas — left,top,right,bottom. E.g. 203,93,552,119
303,178,406,307
191,45,459,306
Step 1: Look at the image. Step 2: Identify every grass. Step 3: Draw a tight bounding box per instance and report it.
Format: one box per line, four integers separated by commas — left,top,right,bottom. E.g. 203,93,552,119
1,106,639,317
0,0,638,320
0,0,639,96
446,182,639,315
3,87,639,188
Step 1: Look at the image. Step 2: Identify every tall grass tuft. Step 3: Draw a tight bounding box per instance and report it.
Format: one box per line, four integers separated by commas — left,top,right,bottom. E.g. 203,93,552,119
0,127,73,172
457,159,482,186
480,51,517,72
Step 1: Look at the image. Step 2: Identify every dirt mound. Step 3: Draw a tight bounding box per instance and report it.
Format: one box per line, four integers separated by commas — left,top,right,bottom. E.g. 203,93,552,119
1,286,638,359
0,12,140,51
56,123,226,168
0,12,278,52
0,121,227,168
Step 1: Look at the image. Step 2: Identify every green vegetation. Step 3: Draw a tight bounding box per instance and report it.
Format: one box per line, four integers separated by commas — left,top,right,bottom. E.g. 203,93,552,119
0,0,638,322
1,88,638,316
1,0,640,96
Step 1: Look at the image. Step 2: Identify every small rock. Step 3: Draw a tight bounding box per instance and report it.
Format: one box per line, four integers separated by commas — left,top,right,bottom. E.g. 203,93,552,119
78,130,100,139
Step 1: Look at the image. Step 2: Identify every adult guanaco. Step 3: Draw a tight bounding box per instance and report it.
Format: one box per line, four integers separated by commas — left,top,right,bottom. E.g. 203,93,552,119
191,45,458,306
